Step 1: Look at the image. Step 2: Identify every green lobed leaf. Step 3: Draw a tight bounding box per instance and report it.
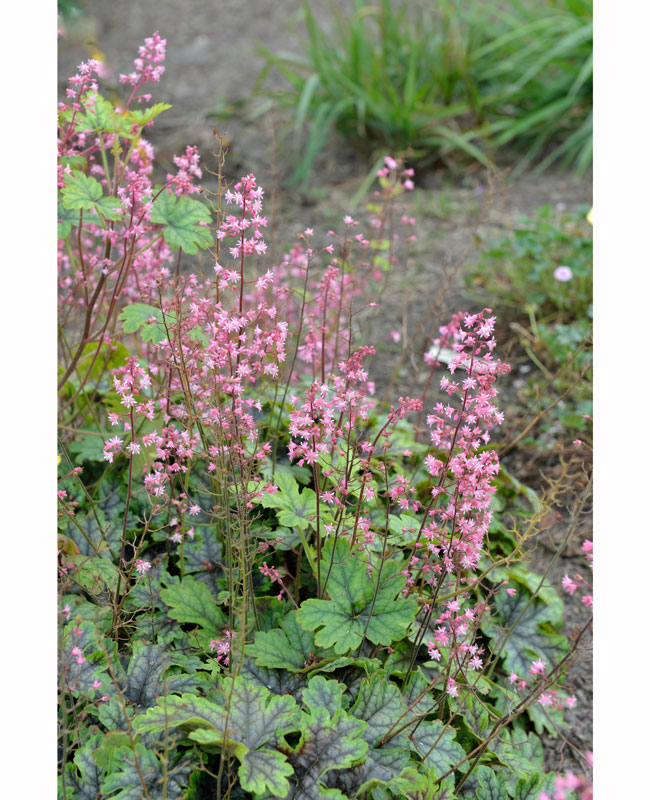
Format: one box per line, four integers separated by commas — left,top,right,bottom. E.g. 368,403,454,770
296,538,417,654
259,471,318,531
118,303,176,344
150,190,212,253
61,171,123,220
248,609,324,671
159,575,225,636
239,748,294,797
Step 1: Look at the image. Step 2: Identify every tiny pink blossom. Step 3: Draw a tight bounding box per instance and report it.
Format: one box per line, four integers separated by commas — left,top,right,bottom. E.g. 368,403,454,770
554,265,573,282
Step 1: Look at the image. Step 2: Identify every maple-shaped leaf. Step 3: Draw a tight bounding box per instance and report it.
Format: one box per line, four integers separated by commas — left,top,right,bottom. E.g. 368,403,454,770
258,471,318,531
73,92,134,137
61,171,123,221
159,575,225,637
248,610,325,671
296,539,417,654
150,190,212,254
118,303,176,345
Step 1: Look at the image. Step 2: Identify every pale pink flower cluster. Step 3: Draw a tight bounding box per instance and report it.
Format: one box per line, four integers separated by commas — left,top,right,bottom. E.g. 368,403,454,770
209,630,233,666
561,539,593,609
507,658,577,711
103,358,155,463
119,31,167,100
412,311,511,578
167,145,203,196
540,756,593,800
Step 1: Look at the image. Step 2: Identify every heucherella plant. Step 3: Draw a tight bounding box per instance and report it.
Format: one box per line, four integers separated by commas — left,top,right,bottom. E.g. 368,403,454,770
57,34,592,800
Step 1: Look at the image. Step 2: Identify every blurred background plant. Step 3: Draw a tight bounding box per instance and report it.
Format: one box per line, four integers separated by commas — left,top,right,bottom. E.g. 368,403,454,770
58,0,86,21
260,0,592,186
468,204,593,439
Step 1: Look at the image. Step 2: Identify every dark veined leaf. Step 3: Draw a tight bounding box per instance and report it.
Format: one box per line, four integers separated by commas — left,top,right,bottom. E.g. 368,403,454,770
241,661,309,699
481,590,569,677
349,672,405,746
64,734,105,800
101,744,194,800
476,766,508,800
296,538,418,654
303,675,346,719
410,720,465,776
124,641,203,709
287,706,369,800
150,190,212,253
59,621,110,694
135,678,299,797
239,749,295,797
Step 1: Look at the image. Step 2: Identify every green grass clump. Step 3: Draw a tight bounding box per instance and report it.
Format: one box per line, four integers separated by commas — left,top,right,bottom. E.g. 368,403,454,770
262,0,592,185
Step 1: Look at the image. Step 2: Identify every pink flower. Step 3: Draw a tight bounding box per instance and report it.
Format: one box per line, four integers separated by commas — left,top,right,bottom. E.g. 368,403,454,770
135,559,151,575
554,265,573,281
529,658,546,676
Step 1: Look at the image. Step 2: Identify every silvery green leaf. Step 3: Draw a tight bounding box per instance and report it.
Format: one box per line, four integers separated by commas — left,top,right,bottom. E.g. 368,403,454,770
411,720,465,775
303,675,346,719
476,767,508,800
481,591,569,677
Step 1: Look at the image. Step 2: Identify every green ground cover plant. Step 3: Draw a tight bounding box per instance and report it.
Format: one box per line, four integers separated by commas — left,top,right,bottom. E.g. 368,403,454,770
57,34,593,800
260,0,592,185
468,205,592,442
